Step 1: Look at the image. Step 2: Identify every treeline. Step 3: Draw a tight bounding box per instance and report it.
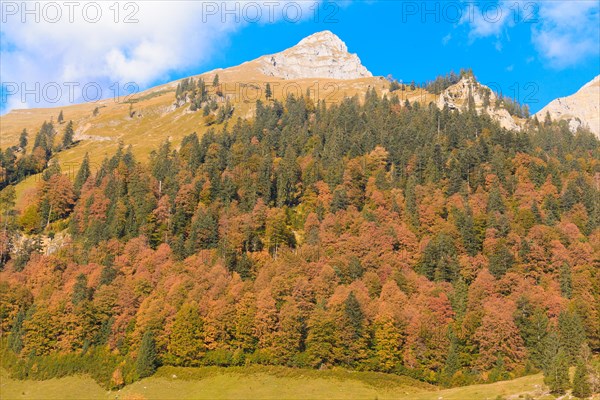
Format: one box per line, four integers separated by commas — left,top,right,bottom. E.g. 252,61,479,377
0,91,599,393
174,75,234,124
0,113,75,190
421,69,530,118
423,69,471,95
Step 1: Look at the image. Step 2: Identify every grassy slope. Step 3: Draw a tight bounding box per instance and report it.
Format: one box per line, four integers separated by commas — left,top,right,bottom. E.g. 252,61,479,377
0,366,549,400
1,54,436,211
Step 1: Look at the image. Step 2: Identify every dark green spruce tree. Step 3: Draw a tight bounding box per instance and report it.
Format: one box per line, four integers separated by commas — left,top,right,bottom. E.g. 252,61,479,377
544,348,570,395
136,331,158,378
572,360,591,399
8,309,25,354
74,153,91,193
62,120,74,149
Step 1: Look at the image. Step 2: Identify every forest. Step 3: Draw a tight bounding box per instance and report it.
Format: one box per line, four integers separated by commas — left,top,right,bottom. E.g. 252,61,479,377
0,89,599,396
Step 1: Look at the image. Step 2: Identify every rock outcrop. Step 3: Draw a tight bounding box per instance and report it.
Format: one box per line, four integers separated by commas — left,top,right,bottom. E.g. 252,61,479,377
536,75,600,138
257,31,372,80
436,76,521,131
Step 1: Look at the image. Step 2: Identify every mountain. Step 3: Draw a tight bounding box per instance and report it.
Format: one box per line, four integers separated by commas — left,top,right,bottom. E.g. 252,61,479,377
0,32,391,183
536,75,600,138
2,31,428,201
0,30,592,198
1,29,600,397
436,75,522,131
255,30,372,80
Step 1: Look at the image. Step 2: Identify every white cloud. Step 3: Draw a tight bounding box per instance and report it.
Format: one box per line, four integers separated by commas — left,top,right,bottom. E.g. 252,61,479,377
531,1,600,68
460,1,513,42
458,0,599,68
442,33,452,45
0,0,331,111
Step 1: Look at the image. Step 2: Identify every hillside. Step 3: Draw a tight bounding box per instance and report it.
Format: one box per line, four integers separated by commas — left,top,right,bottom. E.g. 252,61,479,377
0,32,394,168
1,30,600,400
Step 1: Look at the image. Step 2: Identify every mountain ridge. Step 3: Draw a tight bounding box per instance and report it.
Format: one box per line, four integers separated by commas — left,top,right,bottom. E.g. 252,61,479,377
536,75,600,138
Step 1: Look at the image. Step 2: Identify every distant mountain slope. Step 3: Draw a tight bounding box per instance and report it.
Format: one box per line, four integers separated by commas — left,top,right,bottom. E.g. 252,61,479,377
536,75,600,138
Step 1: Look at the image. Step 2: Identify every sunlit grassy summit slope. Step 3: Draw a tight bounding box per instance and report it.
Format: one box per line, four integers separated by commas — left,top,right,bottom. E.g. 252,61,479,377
1,31,430,169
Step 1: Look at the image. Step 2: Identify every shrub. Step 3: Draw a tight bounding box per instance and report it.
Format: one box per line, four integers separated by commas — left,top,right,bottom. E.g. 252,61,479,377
203,349,233,366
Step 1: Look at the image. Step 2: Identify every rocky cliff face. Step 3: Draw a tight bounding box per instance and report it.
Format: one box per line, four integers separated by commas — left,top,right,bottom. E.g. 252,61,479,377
536,75,600,138
257,31,372,80
436,76,521,131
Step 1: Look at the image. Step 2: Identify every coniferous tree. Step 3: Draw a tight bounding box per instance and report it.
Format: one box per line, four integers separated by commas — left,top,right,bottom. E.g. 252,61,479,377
514,300,549,369
136,331,158,378
404,176,420,228
442,333,462,382
62,121,74,149
419,232,458,282
558,309,586,363
531,201,542,223
454,206,482,256
19,129,28,150
330,187,348,213
544,349,570,395
186,209,219,254
487,184,505,214
543,195,561,225
257,153,273,203
74,153,91,194
488,241,515,278
8,309,25,354
344,292,363,339
276,146,300,207
99,265,117,286
572,360,592,399
57,110,64,124
265,83,272,100
559,264,572,299
72,273,91,305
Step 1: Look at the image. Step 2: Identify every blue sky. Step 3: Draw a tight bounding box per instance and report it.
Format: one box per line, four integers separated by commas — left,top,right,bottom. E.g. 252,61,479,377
1,1,599,114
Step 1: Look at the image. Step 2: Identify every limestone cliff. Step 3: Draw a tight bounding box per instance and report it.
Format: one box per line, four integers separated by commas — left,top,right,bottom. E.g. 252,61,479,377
257,31,372,80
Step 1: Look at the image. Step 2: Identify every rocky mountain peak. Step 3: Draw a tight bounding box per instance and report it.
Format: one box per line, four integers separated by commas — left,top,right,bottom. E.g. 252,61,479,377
295,30,348,52
436,76,521,131
257,30,372,80
537,75,600,138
